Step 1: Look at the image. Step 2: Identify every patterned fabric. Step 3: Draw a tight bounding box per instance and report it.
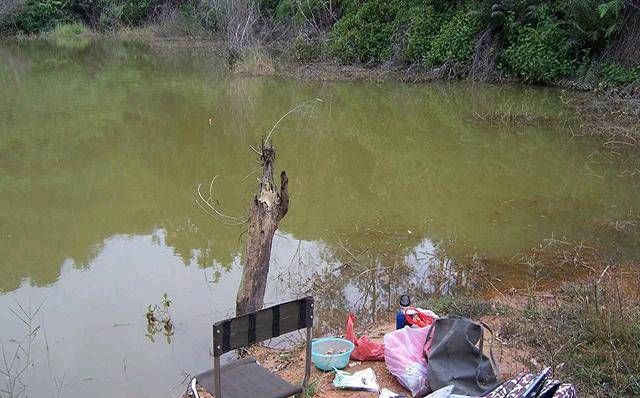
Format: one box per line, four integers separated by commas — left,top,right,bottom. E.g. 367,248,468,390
483,372,577,398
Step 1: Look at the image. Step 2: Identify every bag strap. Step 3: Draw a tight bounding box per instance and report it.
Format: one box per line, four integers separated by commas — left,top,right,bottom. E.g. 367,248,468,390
480,322,500,378
424,321,437,357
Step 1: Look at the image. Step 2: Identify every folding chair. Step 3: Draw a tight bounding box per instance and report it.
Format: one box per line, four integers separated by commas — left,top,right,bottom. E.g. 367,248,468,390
194,297,314,398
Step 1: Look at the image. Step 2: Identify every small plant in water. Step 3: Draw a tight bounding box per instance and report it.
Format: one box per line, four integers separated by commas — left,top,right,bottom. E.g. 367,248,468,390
145,293,174,343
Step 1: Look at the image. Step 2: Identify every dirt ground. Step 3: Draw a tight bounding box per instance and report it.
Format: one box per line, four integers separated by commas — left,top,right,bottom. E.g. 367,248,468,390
184,311,532,398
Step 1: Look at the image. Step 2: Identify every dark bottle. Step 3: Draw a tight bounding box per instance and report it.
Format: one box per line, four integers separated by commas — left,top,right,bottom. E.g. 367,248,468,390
395,294,411,329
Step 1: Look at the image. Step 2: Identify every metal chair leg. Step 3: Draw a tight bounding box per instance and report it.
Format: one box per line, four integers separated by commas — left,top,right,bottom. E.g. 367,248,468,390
303,326,313,389
214,356,221,398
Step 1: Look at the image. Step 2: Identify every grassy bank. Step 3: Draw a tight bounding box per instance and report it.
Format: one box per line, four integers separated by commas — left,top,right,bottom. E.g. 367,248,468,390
414,237,640,396
2,1,640,90
419,272,640,397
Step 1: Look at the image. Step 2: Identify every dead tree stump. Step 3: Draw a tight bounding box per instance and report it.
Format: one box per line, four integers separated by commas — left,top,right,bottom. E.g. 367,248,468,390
235,140,289,316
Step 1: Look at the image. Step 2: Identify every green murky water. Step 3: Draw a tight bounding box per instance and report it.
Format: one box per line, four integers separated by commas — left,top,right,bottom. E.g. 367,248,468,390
1,39,638,397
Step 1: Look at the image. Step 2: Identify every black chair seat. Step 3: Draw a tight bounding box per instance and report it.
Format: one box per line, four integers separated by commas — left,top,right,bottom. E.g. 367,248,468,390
195,357,303,398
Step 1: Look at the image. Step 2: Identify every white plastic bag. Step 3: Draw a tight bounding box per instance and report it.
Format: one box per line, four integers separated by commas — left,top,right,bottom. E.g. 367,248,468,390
383,326,431,397
380,388,406,398
333,367,380,392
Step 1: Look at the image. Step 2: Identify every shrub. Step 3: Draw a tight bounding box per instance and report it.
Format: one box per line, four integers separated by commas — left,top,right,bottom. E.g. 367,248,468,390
557,0,624,54
262,0,332,26
330,0,401,63
404,4,441,63
152,0,220,37
600,62,640,87
501,6,573,82
119,0,152,25
292,0,325,25
97,0,123,30
274,0,291,24
291,36,323,61
428,8,481,66
1,0,23,32
67,0,154,29
16,0,64,33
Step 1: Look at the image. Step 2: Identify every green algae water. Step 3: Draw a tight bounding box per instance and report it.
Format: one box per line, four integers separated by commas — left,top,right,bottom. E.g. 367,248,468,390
1,39,639,397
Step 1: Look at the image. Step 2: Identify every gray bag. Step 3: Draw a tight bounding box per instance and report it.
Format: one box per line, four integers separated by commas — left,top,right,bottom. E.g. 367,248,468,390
425,315,500,396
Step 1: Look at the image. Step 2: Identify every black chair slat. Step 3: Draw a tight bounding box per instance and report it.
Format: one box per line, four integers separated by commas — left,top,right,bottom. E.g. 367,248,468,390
272,306,280,337
213,297,313,356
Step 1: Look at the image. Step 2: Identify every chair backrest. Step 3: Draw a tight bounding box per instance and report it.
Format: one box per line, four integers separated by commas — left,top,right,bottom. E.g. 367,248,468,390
212,296,314,357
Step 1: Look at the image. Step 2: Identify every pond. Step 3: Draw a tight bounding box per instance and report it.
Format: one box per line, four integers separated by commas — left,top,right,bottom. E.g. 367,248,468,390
0,39,638,398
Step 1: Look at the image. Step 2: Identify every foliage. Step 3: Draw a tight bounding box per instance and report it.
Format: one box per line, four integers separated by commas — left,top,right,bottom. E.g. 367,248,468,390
600,61,640,87
404,4,441,63
119,0,152,25
291,36,323,61
501,5,573,82
97,0,123,30
0,0,23,32
51,20,89,35
16,0,64,33
145,292,175,343
0,0,637,88
330,0,401,63
157,0,221,36
259,0,333,27
556,0,624,54
274,0,292,23
294,0,326,25
428,8,482,65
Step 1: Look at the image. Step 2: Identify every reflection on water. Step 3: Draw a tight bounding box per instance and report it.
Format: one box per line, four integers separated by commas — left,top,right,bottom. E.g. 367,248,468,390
1,38,639,397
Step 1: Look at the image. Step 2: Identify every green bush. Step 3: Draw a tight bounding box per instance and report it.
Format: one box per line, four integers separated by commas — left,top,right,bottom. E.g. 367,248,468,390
172,0,220,34
68,0,153,29
264,0,331,26
292,0,325,25
257,0,280,17
16,0,64,33
68,0,101,26
404,4,441,63
96,0,123,30
331,1,481,66
428,8,481,66
330,0,401,63
557,0,624,54
274,0,292,24
501,6,573,82
600,62,640,87
291,36,323,61
1,0,23,32
119,0,151,25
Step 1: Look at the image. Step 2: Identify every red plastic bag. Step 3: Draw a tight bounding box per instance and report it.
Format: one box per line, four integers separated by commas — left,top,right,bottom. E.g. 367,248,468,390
345,313,385,361
404,307,437,329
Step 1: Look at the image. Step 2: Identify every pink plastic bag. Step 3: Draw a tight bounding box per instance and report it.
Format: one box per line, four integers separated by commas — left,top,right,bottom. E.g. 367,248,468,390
383,326,430,397
345,313,385,361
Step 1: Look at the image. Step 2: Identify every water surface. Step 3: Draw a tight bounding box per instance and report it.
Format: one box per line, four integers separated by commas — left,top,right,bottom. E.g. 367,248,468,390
1,39,638,397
